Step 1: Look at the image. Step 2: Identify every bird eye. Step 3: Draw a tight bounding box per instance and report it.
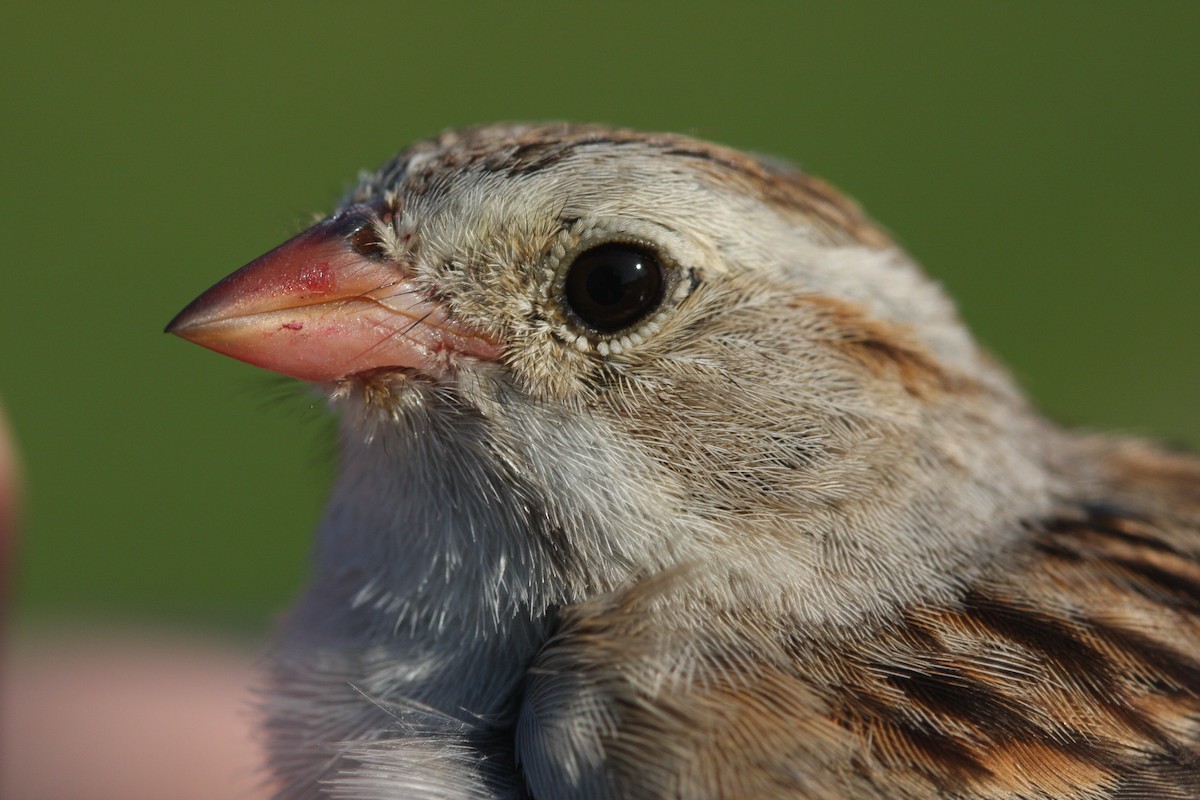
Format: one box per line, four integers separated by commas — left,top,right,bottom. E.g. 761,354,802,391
562,243,665,333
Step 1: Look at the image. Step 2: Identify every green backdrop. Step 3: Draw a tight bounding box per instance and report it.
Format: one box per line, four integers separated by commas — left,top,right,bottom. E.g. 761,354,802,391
3,3,1197,632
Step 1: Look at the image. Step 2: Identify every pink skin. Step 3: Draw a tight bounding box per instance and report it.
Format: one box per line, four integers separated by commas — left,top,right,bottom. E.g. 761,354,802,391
1,634,270,800
0,401,17,604
0,401,266,800
166,209,502,382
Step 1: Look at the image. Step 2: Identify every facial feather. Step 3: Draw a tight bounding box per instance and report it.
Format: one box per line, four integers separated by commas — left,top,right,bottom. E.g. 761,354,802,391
323,124,1059,632
168,123,1199,798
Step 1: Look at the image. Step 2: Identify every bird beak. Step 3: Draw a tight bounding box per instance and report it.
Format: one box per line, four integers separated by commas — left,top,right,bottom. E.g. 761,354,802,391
166,207,502,382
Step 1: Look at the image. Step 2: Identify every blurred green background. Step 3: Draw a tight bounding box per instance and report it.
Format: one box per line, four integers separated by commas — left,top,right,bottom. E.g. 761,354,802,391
3,2,1197,635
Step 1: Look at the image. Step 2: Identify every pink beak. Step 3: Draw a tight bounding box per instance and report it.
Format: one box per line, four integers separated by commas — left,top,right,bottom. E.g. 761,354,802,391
166,207,501,382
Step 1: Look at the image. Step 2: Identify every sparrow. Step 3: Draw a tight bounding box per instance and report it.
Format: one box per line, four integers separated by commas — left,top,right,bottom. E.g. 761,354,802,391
168,124,1200,800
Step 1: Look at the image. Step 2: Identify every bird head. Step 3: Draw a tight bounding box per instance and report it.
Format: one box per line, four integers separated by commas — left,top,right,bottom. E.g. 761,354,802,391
169,124,1055,628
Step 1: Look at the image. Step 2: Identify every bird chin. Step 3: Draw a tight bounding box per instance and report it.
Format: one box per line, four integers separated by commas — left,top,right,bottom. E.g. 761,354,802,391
324,366,456,420
329,366,427,394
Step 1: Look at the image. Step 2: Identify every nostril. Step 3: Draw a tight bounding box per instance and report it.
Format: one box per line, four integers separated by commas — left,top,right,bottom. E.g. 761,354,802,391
348,223,388,261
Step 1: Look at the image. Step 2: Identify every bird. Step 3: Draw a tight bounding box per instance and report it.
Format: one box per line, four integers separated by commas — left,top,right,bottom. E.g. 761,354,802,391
167,124,1200,800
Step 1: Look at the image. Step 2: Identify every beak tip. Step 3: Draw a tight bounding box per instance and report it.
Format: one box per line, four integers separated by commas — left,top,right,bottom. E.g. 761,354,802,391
165,292,218,339
164,306,196,337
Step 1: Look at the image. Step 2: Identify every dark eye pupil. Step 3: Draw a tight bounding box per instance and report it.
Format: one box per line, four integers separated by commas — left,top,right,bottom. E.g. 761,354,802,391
563,244,665,333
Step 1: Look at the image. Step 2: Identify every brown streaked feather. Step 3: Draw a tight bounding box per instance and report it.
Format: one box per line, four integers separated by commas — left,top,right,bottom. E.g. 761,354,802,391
519,455,1200,799
359,123,893,249
789,294,974,399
